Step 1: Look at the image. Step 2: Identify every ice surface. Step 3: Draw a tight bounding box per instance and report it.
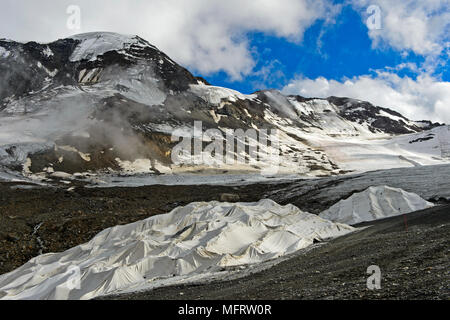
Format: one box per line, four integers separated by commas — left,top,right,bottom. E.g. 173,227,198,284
87,173,306,188
69,32,140,62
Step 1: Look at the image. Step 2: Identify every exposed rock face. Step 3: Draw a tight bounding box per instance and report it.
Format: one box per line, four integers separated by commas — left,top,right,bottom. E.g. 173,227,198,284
0,199,354,300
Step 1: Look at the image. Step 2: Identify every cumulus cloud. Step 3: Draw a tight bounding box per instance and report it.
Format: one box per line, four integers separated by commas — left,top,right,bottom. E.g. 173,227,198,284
282,71,450,123
351,0,450,57
0,0,338,80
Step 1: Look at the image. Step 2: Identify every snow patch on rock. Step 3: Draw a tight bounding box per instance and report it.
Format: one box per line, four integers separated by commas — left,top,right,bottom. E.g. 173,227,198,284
42,46,54,57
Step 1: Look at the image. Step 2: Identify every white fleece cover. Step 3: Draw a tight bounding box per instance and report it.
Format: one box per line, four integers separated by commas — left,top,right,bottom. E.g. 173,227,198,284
0,199,353,300
319,186,435,225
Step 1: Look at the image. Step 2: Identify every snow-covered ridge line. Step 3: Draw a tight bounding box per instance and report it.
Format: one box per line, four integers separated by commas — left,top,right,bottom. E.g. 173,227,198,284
0,199,354,300
0,32,447,181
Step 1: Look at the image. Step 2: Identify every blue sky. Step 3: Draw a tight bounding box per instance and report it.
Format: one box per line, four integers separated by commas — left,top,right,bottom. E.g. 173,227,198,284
205,4,442,94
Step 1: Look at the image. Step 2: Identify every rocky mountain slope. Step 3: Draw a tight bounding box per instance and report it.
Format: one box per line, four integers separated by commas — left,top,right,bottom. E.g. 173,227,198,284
0,32,447,183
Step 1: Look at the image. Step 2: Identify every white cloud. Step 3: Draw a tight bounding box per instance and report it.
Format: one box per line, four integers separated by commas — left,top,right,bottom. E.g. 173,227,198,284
0,0,338,80
282,71,450,123
351,0,450,57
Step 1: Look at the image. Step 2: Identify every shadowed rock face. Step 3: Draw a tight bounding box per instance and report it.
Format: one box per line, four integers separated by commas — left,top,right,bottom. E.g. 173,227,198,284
0,33,444,178
0,34,197,103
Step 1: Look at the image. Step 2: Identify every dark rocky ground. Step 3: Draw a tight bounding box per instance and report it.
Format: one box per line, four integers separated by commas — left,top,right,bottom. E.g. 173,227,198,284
103,204,450,300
